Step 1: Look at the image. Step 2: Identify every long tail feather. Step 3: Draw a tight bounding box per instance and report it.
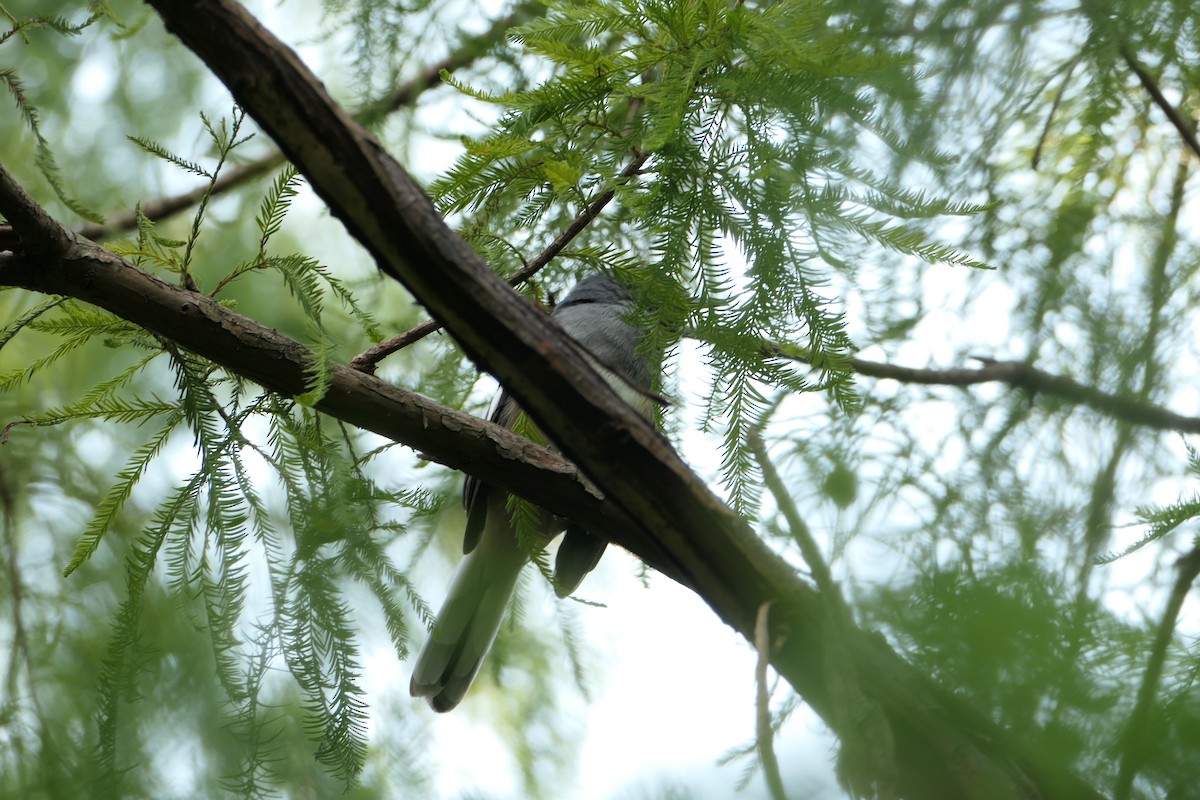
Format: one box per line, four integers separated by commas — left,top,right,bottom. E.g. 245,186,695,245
410,505,527,712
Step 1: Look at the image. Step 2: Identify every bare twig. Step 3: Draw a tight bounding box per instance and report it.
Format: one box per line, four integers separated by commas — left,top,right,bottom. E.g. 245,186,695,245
77,154,285,241
748,430,847,613
348,317,439,369
76,7,538,241
507,150,649,288
1120,44,1200,161
1114,545,1200,800
755,601,789,800
765,341,1200,435
1031,51,1083,170
349,149,649,373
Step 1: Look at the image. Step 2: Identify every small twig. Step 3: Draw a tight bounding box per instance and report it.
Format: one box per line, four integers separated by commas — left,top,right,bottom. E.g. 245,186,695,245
349,317,441,370
748,429,847,617
757,338,1200,435
755,601,788,800
1,419,30,445
356,4,542,124
1032,52,1083,170
78,154,285,241
349,149,650,373
1114,545,1200,800
508,149,649,288
1120,44,1200,161
75,8,534,241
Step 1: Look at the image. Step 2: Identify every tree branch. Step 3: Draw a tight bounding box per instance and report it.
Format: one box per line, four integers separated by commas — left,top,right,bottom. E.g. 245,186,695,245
77,154,284,241
355,4,544,126
769,340,1200,435
1114,545,1200,800
76,6,538,241
348,149,650,373
1120,44,1200,161
858,354,1200,433
749,430,845,614
755,601,788,800
0,224,680,580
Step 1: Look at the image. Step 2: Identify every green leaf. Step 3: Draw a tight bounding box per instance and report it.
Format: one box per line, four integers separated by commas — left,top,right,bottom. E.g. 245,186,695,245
543,158,582,191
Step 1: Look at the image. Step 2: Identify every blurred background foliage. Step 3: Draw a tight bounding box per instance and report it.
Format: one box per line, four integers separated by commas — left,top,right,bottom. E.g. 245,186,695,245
1,0,1199,798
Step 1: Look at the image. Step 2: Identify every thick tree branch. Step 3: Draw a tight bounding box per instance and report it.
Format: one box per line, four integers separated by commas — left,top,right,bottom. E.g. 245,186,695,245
0,228,680,578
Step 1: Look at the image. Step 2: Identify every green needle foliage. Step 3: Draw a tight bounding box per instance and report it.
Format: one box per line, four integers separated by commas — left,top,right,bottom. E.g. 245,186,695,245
432,0,990,512
0,83,438,793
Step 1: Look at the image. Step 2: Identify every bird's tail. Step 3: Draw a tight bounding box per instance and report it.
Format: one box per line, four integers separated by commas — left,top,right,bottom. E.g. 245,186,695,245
409,510,528,712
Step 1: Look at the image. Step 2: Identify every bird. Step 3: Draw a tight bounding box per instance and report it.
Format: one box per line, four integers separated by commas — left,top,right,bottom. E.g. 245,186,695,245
409,273,655,712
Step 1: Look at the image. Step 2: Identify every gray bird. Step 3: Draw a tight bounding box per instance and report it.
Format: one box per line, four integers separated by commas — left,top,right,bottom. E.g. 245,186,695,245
409,274,655,712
